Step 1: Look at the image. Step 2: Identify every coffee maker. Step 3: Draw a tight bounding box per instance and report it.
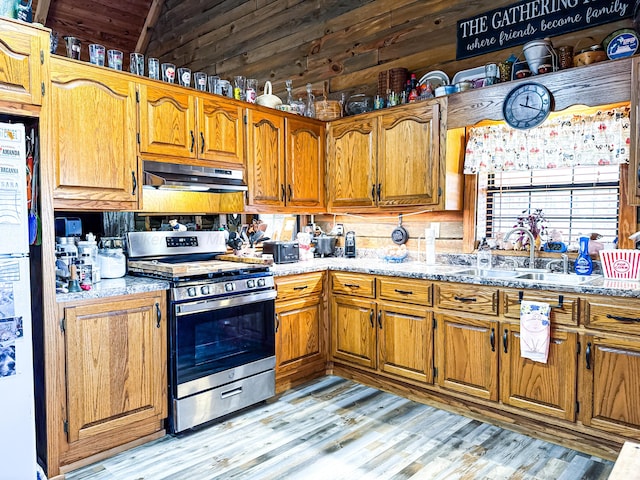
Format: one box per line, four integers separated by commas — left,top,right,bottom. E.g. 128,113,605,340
345,231,356,258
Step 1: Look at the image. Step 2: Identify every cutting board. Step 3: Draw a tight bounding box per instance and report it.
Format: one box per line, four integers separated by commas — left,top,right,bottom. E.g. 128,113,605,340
216,254,274,265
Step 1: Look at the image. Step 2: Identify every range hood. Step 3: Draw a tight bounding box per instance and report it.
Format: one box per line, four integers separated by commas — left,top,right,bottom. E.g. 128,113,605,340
143,160,248,193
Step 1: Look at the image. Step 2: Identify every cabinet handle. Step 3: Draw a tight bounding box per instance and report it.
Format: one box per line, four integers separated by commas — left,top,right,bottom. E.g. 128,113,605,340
454,296,476,302
371,184,376,201
518,291,564,309
503,329,508,353
344,283,360,288
200,131,205,154
377,311,382,329
190,130,195,152
131,171,137,195
377,183,381,201
280,184,286,202
606,313,640,322
490,328,495,352
394,289,413,295
586,342,592,370
155,302,161,329
369,310,374,328
288,184,293,202
293,285,308,291
275,313,280,333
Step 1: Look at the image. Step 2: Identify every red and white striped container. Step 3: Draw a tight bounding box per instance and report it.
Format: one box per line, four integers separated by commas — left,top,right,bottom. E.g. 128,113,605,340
599,249,640,280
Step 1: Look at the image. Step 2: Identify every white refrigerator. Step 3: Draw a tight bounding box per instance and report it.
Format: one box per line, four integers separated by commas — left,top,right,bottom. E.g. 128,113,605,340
0,122,37,479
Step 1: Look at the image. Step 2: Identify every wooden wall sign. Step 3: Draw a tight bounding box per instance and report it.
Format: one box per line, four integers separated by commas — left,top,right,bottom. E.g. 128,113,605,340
456,0,634,60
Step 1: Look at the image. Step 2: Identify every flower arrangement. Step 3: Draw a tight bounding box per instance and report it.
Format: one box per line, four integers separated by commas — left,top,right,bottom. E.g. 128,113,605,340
513,208,546,249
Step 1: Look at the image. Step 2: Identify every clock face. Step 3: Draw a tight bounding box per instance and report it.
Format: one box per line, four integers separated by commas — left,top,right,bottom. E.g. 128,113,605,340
503,83,552,129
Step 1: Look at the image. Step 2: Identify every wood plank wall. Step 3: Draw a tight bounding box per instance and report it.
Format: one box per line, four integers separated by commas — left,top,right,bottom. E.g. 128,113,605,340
146,0,632,99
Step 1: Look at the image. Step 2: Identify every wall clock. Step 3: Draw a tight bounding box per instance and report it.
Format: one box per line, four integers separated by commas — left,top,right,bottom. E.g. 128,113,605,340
502,82,553,129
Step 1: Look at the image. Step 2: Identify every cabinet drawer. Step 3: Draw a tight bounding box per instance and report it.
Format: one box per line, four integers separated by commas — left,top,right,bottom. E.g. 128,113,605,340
503,289,578,326
584,296,640,334
276,272,324,302
331,272,375,298
434,283,498,315
377,276,432,306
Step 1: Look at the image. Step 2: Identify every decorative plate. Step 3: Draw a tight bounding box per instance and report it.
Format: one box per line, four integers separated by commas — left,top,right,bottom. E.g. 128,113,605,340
603,28,639,60
418,70,450,89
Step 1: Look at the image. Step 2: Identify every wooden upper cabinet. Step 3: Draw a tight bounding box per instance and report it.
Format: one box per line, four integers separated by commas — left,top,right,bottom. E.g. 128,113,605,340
246,108,285,206
327,116,376,208
377,102,440,207
285,117,325,209
327,99,443,210
0,19,47,106
138,83,196,159
197,96,244,166
50,58,139,210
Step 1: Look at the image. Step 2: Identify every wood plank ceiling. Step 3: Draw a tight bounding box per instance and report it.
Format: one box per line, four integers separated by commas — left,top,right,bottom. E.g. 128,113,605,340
27,0,634,99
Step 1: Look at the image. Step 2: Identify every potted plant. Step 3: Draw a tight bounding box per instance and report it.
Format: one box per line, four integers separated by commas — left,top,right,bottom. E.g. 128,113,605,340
514,208,546,250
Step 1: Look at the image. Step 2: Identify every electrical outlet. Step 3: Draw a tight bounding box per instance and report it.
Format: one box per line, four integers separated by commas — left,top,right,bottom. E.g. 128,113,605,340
431,222,440,238
335,224,344,236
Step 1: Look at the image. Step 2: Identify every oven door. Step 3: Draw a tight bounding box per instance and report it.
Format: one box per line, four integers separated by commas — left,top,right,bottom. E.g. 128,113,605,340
171,289,276,400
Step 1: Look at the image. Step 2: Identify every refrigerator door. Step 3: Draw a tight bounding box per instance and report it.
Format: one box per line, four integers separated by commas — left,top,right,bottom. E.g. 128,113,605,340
0,257,36,479
0,122,28,256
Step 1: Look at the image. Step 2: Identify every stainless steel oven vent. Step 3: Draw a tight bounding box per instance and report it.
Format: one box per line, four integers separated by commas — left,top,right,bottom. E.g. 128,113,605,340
143,160,248,193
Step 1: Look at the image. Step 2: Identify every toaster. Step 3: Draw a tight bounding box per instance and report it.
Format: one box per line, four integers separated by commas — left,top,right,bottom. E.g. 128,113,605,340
262,241,299,264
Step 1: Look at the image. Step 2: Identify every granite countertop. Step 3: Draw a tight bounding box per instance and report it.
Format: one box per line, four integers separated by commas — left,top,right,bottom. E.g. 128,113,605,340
271,257,640,298
56,276,170,303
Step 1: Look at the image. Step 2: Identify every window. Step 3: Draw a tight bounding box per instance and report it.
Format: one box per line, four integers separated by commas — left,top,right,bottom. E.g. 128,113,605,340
477,164,620,247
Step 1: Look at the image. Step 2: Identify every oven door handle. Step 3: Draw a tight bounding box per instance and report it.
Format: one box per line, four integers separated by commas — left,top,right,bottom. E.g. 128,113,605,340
175,289,277,316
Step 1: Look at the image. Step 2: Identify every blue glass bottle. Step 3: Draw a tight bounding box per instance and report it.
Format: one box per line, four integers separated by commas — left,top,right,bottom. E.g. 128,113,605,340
574,236,593,275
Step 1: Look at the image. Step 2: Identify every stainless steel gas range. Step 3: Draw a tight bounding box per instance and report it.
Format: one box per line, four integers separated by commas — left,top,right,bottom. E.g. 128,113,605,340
126,231,276,434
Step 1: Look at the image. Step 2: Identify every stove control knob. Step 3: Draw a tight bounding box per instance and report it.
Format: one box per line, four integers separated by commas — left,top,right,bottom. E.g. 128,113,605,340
187,287,197,297
247,279,256,288
257,278,266,287
225,282,235,292
201,285,210,295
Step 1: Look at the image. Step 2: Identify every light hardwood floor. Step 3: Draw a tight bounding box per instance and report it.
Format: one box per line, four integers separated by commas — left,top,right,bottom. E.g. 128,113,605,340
65,376,614,480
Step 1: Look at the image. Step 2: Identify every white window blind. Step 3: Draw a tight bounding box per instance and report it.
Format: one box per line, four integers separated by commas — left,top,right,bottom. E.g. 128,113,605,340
478,165,620,245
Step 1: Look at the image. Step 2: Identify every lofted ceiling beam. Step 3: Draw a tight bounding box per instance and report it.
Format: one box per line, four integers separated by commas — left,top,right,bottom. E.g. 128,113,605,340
33,0,52,25
135,0,165,54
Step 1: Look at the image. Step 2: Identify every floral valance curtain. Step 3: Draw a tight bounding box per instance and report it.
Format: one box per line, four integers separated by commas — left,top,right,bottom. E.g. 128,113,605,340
463,106,631,174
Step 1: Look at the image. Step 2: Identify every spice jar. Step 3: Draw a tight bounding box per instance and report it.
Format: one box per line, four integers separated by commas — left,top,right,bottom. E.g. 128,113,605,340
557,45,574,69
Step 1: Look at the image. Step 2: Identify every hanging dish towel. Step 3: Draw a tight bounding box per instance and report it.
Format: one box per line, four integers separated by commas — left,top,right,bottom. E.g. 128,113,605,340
520,300,551,363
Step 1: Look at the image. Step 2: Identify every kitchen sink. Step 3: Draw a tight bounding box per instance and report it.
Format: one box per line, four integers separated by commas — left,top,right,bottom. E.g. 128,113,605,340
515,272,600,285
455,268,522,279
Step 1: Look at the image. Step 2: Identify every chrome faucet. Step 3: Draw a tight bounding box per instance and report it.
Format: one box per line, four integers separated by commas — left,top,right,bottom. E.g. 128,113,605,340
547,253,569,274
503,228,536,269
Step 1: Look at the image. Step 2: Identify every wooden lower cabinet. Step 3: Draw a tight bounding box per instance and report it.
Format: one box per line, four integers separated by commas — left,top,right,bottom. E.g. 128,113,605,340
57,291,167,468
500,325,578,421
581,333,640,438
435,312,499,401
274,272,326,392
331,295,377,369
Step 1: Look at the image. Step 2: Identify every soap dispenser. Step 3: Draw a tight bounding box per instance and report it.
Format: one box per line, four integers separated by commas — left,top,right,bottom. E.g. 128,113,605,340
574,236,593,275
477,238,492,270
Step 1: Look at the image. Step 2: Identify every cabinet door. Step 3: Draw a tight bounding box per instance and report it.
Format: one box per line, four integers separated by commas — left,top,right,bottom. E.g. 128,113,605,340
501,325,577,420
197,96,245,167
138,83,196,158
377,102,440,206
436,313,499,401
327,117,376,208
63,294,167,444
246,109,285,206
378,300,434,383
286,117,325,209
0,19,45,105
331,295,376,368
630,57,640,204
50,59,139,209
275,295,324,374
581,334,640,438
